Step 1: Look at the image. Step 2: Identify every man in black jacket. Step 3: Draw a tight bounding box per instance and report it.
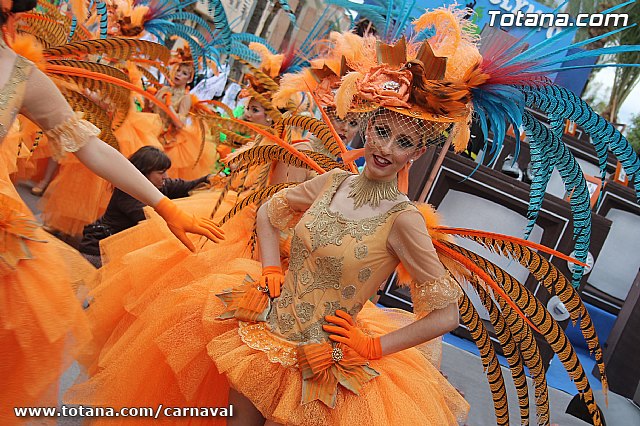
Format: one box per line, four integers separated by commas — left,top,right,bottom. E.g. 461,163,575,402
79,146,211,267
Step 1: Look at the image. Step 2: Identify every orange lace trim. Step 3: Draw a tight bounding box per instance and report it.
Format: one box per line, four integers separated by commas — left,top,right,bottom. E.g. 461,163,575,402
267,188,302,231
45,113,100,160
237,321,298,367
411,272,462,319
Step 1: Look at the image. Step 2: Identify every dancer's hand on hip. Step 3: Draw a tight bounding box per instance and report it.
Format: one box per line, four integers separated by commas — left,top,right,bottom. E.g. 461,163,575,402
323,310,382,360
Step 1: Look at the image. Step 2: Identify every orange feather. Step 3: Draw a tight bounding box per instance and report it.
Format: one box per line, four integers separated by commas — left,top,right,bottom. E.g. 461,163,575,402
45,65,182,127
435,227,589,267
433,240,541,333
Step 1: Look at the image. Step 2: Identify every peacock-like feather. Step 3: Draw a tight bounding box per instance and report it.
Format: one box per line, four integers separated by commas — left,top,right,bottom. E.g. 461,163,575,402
96,0,108,39
523,84,640,200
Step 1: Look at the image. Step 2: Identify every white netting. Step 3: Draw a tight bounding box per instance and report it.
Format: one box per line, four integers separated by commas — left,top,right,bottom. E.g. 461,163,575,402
360,108,450,151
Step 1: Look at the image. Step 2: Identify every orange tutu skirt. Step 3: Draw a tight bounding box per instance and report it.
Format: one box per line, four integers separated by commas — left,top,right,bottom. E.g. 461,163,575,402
66,255,468,425
1,161,93,425
163,124,216,180
38,155,112,236
113,111,164,157
80,189,256,372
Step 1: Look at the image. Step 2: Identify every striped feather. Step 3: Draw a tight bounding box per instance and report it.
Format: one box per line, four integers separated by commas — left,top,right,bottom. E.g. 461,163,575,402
17,13,68,47
228,118,326,175
305,83,357,173
61,89,119,149
96,1,108,39
299,150,349,172
44,38,171,64
445,232,606,387
276,116,342,158
220,183,298,225
442,249,551,425
192,115,208,168
524,84,640,201
235,57,280,93
136,65,160,85
433,240,538,332
458,292,510,426
228,145,318,171
446,242,603,426
45,64,181,127
48,60,131,127
198,100,234,119
207,0,232,54
197,114,261,136
243,87,282,122
523,111,591,288
473,280,530,425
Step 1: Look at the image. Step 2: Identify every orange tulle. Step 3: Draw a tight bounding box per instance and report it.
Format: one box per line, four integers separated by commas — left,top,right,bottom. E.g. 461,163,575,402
38,110,165,236
78,189,256,373
0,159,93,425
39,156,112,236
65,253,468,425
163,124,216,180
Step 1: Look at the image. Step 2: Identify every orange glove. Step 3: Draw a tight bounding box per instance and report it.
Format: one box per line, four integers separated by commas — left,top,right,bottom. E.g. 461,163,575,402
154,197,224,252
323,310,382,360
259,265,285,298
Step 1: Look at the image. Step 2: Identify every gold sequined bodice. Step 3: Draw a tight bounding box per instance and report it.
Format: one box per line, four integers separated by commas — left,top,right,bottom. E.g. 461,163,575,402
0,56,32,143
267,171,412,344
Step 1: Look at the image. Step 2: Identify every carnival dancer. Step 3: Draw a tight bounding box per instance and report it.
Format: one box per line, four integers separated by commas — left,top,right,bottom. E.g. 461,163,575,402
154,47,217,180
65,4,640,424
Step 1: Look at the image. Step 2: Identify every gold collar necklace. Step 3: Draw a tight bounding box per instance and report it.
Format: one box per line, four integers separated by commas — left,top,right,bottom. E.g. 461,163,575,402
348,173,399,209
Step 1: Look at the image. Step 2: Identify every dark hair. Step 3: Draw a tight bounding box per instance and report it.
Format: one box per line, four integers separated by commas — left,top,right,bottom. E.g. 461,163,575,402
1,0,36,25
128,146,171,177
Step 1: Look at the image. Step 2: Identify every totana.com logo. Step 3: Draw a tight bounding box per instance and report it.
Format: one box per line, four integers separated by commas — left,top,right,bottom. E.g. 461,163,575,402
488,10,630,28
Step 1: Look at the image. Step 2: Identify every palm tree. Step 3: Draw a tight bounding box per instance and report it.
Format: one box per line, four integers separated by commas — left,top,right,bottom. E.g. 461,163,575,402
601,0,640,123
245,0,270,35
260,2,282,39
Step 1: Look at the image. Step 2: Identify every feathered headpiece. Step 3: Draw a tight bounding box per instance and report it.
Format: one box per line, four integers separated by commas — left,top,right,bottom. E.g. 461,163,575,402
168,45,193,67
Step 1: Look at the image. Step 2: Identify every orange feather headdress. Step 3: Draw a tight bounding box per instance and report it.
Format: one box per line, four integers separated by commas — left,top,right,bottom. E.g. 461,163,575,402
275,8,483,152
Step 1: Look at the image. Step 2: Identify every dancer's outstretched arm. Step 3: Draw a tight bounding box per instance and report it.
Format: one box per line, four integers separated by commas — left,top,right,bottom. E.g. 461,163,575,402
20,66,223,250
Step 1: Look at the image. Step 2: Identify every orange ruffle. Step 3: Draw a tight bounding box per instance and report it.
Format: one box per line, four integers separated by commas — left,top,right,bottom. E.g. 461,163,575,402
38,156,112,236
163,124,216,180
66,254,468,425
0,164,93,425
